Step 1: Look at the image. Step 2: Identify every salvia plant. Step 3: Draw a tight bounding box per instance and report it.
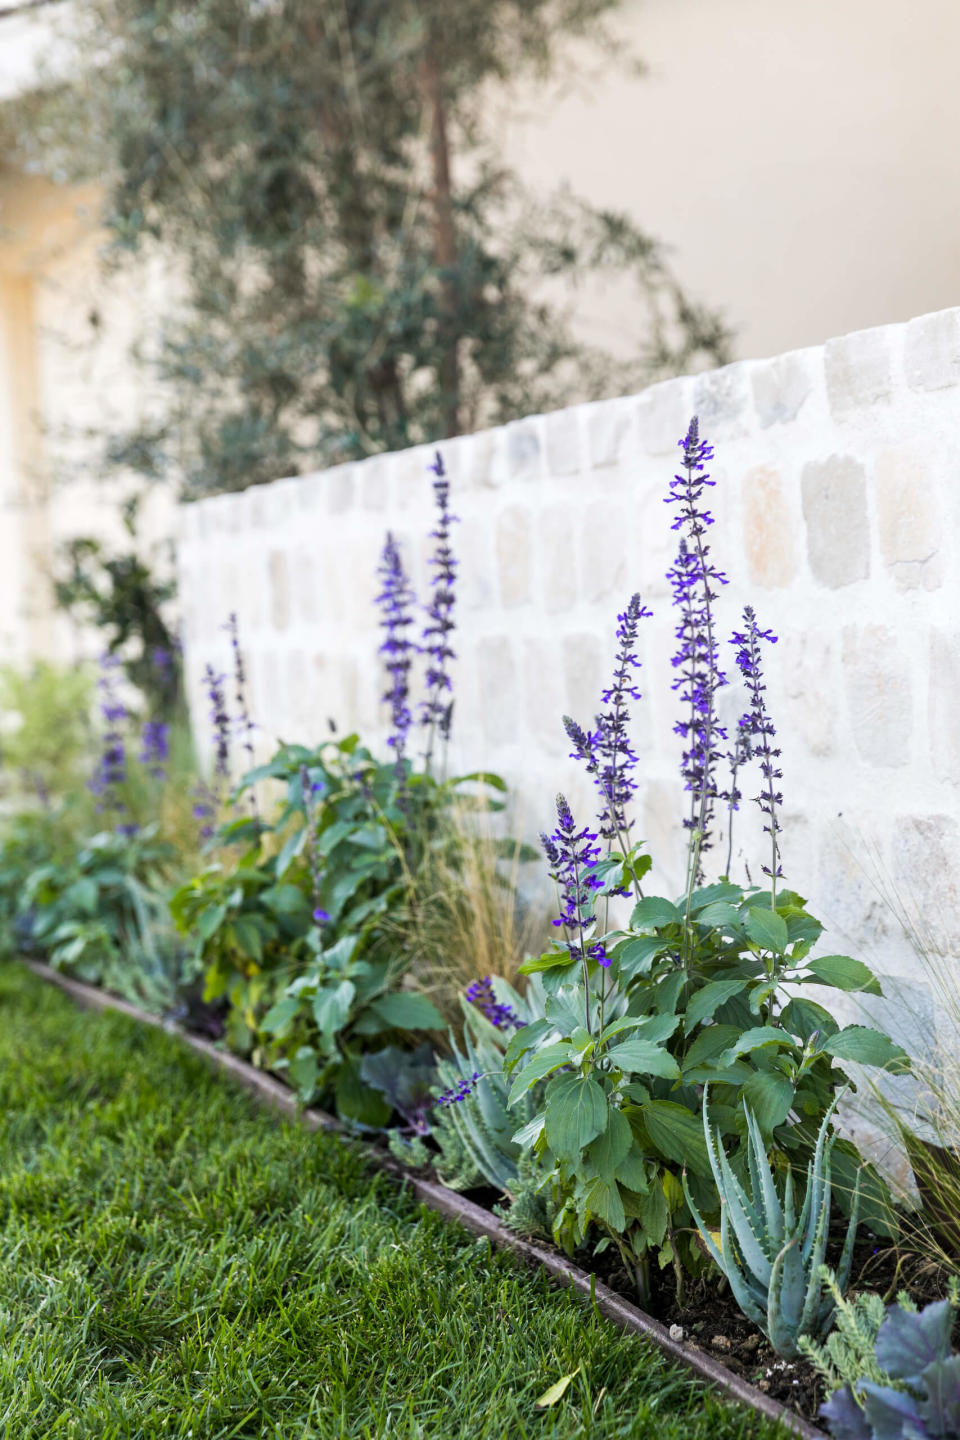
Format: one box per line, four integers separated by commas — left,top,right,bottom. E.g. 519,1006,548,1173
685,1095,860,1359
495,417,906,1304
816,1282,960,1440
170,453,517,1126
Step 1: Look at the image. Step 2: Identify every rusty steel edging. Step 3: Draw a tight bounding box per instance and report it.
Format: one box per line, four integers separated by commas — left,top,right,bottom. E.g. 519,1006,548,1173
25,961,827,1439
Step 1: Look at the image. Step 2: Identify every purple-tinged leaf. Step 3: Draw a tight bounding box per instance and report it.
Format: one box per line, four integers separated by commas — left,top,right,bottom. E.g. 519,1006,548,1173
875,1299,954,1382
918,1355,960,1438
820,1384,873,1440
860,1383,929,1440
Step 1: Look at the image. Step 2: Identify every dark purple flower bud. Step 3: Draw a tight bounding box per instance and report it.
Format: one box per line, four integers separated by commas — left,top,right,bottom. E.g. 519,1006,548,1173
376,532,418,773
730,606,784,893
313,907,331,925
666,418,728,876
421,451,459,765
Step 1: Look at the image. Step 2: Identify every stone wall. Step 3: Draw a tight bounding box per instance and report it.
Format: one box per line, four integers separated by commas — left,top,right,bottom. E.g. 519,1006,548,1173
177,307,960,1062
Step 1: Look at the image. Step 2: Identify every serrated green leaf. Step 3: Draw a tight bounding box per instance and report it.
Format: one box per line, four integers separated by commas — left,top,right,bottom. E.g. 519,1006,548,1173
583,1174,626,1231
511,1110,546,1149
313,980,356,1038
585,1105,631,1179
801,954,882,995
260,994,301,1035
741,1070,795,1133
718,1026,795,1067
685,978,748,1031
689,881,745,911
631,896,682,929
695,902,743,929
606,1036,681,1080
641,1100,713,1178
507,1043,574,1107
745,906,789,953
196,902,228,941
823,1026,909,1069
614,935,669,979
544,1073,608,1162
368,992,443,1031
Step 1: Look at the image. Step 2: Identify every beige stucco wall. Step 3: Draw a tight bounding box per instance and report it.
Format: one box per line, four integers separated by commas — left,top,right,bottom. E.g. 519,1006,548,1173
176,308,960,1076
0,159,176,665
499,0,960,361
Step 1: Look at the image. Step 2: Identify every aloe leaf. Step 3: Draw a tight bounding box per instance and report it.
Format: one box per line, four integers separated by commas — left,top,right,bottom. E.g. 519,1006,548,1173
834,1170,862,1294
715,1142,772,1283
719,1203,768,1330
767,1239,802,1358
745,1103,783,1248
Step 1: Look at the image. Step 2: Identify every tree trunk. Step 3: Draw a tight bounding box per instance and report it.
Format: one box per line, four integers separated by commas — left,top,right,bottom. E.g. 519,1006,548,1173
420,42,461,438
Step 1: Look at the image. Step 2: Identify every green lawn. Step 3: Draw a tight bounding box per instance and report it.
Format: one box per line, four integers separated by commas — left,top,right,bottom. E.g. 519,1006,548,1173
0,966,786,1440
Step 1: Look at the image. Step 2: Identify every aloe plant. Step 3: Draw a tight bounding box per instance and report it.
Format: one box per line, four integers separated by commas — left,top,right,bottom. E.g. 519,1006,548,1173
684,1094,860,1359
429,977,548,1195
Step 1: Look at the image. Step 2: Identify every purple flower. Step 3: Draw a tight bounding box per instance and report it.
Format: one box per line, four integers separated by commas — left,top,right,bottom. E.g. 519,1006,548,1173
541,794,610,999
89,653,136,835
300,763,328,930
565,594,651,849
421,450,459,765
204,664,231,781
436,1070,482,1106
191,785,217,841
376,532,418,771
730,606,783,892
465,976,526,1032
666,417,728,875
224,613,259,823
139,720,169,781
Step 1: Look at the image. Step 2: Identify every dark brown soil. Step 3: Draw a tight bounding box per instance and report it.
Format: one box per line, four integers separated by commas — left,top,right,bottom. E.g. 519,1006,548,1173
586,1233,955,1421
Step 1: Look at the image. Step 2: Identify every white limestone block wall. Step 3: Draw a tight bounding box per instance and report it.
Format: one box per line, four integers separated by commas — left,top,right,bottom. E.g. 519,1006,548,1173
177,307,960,1064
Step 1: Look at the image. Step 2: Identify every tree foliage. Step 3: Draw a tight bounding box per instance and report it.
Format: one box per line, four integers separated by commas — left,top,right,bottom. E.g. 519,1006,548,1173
11,0,733,496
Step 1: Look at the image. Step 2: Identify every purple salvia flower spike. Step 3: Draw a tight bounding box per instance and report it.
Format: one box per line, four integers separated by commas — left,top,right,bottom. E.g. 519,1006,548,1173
465,976,526,1032
730,606,784,901
542,794,610,1035
592,593,651,847
666,417,729,882
225,613,260,824
89,652,136,835
376,532,418,777
299,763,328,933
139,719,170,781
421,449,459,768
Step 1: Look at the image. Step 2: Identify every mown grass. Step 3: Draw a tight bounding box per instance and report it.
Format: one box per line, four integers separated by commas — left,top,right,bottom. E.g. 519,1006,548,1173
0,967,786,1440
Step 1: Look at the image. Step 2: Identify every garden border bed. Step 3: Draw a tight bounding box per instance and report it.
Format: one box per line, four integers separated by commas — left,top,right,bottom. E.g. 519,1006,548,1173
26,959,826,1439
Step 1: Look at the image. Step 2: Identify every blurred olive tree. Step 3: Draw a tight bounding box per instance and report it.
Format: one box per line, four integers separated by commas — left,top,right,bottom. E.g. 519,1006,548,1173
11,0,732,497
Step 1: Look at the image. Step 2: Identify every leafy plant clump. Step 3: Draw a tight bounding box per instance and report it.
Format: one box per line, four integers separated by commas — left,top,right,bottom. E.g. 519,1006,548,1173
449,418,907,1312
172,452,533,1127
